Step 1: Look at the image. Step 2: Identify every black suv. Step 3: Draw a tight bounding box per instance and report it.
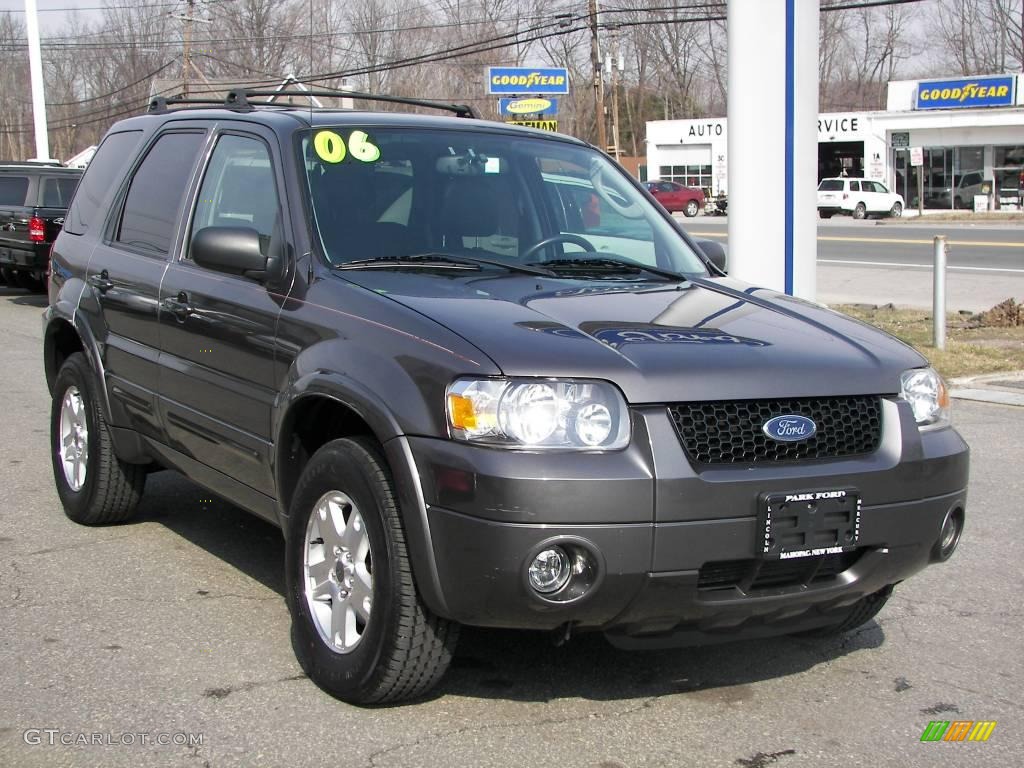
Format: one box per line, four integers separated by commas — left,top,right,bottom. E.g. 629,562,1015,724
44,90,969,705
1,162,82,291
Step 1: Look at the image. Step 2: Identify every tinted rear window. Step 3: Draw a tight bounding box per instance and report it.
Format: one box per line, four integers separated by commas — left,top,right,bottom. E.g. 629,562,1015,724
116,131,205,255
0,176,30,206
64,130,143,235
42,177,80,208
818,179,844,191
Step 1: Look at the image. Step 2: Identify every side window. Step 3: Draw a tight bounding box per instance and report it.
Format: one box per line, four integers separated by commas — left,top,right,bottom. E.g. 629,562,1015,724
849,181,860,192
872,182,889,194
116,132,205,255
0,176,30,206
191,134,279,251
42,177,80,208
64,130,142,235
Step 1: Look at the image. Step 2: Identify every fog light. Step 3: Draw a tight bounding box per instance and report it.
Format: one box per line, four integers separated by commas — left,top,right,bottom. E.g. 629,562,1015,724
934,508,964,561
528,547,571,594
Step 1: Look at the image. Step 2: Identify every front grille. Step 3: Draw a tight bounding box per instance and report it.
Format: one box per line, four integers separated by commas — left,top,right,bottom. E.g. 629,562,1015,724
697,550,863,593
668,395,882,465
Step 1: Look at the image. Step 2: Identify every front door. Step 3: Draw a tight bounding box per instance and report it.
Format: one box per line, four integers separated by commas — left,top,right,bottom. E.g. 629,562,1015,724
157,130,290,495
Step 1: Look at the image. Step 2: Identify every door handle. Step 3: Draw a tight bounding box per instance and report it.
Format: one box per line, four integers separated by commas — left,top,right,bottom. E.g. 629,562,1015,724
161,291,193,321
88,271,114,293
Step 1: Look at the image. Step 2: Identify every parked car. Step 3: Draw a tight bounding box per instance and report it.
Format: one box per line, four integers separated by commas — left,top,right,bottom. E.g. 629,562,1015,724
45,90,968,705
924,170,984,209
0,162,82,291
817,177,904,219
644,180,704,217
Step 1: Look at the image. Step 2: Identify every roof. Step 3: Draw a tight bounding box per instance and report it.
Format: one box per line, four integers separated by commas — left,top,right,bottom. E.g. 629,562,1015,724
115,106,589,148
0,164,82,174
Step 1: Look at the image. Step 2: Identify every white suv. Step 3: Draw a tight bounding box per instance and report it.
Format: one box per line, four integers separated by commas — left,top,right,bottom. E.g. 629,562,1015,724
818,178,904,220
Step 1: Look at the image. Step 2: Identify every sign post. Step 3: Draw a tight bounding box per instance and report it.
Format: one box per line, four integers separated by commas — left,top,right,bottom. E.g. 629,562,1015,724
910,146,924,216
727,0,819,299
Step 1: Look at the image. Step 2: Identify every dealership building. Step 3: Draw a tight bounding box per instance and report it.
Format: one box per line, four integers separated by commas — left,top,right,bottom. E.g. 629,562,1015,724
645,74,1024,210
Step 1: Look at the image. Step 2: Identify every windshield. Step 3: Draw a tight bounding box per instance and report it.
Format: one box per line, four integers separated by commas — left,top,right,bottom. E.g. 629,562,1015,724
300,127,707,276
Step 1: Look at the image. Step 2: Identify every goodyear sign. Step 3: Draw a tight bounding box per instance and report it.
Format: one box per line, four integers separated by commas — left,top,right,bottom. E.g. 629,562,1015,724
488,67,569,95
916,76,1015,110
499,97,558,116
506,119,558,132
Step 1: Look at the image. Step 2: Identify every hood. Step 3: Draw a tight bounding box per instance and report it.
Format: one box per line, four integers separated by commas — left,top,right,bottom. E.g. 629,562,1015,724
339,271,924,404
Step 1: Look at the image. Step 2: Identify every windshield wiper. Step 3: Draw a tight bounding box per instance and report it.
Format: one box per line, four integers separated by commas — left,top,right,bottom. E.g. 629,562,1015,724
335,254,480,271
525,257,686,282
336,253,555,277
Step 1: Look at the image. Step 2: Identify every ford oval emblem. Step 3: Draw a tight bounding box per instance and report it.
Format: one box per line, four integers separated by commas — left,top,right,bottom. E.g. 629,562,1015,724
762,414,817,442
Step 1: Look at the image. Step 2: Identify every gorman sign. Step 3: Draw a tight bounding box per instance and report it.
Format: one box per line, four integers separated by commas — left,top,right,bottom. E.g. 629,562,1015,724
488,67,569,95
916,76,1015,110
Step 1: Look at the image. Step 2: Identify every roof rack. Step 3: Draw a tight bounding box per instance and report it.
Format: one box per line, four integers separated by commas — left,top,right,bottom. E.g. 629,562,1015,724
147,88,480,119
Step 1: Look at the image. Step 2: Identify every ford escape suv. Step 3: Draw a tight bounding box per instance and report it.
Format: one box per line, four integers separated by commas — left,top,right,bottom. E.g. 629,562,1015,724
44,89,969,705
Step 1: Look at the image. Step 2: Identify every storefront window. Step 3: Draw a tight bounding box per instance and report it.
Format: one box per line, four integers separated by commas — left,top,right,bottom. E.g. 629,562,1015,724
659,164,714,192
993,145,1023,210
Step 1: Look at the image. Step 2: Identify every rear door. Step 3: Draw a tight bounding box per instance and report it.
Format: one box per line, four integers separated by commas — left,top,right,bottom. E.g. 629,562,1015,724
157,128,290,496
84,128,208,442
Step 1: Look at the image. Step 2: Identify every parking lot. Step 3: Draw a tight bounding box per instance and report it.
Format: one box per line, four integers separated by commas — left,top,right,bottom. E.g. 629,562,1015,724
0,286,1021,768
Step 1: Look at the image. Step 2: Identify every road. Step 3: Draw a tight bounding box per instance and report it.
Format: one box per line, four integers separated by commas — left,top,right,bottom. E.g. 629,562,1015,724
684,217,1024,311
1,287,1022,768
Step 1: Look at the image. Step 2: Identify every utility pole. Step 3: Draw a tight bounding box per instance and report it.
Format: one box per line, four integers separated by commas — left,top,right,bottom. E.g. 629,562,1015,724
607,27,624,162
24,0,52,161
588,0,606,152
182,0,195,98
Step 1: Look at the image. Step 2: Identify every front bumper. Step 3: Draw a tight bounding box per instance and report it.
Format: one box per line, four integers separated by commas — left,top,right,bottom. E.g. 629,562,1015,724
400,398,969,644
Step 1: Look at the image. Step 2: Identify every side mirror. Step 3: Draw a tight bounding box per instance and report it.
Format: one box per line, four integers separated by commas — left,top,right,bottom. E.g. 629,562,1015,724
191,226,285,283
695,239,727,274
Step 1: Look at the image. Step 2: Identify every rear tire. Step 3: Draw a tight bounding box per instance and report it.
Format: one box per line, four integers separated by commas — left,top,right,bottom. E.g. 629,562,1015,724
819,211,833,219
852,202,867,220
684,200,700,217
285,437,458,705
889,202,903,218
796,585,893,638
20,271,45,293
51,352,146,525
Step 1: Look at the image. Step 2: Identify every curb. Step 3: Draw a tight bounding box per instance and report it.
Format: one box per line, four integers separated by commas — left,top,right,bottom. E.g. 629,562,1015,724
950,370,1024,408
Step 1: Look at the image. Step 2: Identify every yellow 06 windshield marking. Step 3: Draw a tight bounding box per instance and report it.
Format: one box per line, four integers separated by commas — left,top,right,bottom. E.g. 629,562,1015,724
313,131,346,163
348,130,381,162
313,130,381,164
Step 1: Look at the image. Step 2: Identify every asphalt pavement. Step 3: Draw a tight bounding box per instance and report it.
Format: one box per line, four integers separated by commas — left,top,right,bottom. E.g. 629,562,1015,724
1,287,1022,768
686,216,1024,312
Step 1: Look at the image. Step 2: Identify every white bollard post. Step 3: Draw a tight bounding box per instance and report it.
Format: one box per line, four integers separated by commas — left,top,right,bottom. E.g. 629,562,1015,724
933,235,947,350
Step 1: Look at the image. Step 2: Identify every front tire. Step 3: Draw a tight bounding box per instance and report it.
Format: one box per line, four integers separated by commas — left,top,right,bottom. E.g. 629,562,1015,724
852,202,867,220
50,352,146,525
285,437,458,704
684,200,700,217
889,202,903,218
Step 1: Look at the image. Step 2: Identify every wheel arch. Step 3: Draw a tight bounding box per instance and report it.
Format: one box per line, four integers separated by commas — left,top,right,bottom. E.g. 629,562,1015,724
273,375,451,617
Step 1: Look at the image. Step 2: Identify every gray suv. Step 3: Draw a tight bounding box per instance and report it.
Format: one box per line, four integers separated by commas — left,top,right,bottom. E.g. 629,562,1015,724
43,90,969,704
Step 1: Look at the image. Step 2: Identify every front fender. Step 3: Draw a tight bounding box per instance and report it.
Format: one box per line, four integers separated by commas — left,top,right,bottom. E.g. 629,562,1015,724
272,370,453,617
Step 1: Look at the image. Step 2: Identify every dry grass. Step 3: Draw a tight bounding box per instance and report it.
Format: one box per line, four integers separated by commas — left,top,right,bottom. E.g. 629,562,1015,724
835,304,1024,380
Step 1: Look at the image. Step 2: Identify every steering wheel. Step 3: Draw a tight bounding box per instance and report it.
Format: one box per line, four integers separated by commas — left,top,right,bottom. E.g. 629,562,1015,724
520,233,597,262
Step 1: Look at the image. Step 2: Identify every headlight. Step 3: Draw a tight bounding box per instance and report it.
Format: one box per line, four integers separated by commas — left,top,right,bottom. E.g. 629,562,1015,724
899,367,950,428
446,377,630,450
